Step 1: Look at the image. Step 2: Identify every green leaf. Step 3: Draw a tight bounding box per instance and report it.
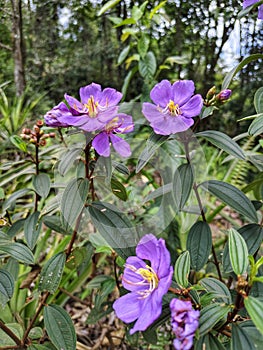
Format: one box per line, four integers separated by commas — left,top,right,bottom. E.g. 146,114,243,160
240,320,263,348
196,130,245,160
28,327,43,340
58,147,82,176
131,5,143,21
61,178,89,231
173,163,194,210
0,186,4,199
142,328,158,345
24,211,42,250
244,296,263,336
199,106,217,119
39,252,66,294
44,305,76,350
195,333,226,350
111,177,128,201
43,215,72,235
186,222,212,271
137,35,150,59
149,1,167,19
231,323,256,350
248,114,263,136
117,45,130,65
228,228,249,275
0,243,34,264
222,54,263,90
97,0,122,16
3,188,32,211
138,51,157,78
33,174,51,199
0,269,14,307
136,132,168,173
254,86,263,113
199,303,231,336
174,251,190,288
9,135,27,152
0,323,23,346
88,202,136,260
200,277,232,304
200,180,258,222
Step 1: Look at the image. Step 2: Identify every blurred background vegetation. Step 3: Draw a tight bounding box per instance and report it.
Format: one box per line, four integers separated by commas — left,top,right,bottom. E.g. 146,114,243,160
0,0,263,134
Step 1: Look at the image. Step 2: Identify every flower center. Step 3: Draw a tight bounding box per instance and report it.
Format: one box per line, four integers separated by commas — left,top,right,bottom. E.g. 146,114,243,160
105,117,120,133
168,100,181,116
123,264,159,298
85,95,99,118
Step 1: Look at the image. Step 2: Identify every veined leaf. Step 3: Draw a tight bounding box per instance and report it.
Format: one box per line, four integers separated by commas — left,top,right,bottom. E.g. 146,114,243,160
231,323,256,350
38,252,66,294
254,86,263,113
0,243,34,265
199,303,230,336
228,228,249,275
173,163,194,210
248,114,263,136
195,333,225,350
200,277,232,304
44,305,76,350
24,211,42,250
244,296,263,335
174,251,190,288
0,269,14,307
200,180,258,222
196,130,245,160
138,51,157,78
33,174,50,199
186,221,212,271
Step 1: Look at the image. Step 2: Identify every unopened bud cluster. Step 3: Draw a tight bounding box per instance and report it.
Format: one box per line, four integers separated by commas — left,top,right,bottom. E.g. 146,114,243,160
21,120,55,146
204,86,232,107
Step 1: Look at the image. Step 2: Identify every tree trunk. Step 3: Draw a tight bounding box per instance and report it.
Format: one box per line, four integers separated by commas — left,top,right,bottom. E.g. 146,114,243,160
10,0,26,96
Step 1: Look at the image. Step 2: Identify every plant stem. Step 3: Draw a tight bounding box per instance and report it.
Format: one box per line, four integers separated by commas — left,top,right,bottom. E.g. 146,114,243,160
0,319,22,346
34,140,40,212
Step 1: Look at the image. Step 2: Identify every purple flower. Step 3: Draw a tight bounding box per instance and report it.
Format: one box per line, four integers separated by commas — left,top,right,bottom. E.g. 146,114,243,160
243,0,263,19
142,80,203,135
92,114,134,157
113,234,173,334
170,298,200,350
216,89,232,102
63,83,123,132
44,102,71,127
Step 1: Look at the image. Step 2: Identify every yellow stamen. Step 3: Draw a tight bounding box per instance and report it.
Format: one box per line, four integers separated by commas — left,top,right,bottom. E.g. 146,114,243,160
105,117,120,132
168,100,181,116
85,95,99,118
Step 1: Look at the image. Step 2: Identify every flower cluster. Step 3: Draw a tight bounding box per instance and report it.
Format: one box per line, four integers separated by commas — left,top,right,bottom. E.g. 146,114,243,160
21,120,55,146
170,298,200,350
113,234,173,334
243,0,263,19
44,83,134,157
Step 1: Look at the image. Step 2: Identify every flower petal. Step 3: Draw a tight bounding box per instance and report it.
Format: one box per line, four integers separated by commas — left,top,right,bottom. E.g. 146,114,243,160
157,238,172,278
64,94,84,113
97,106,120,123
150,80,172,107
122,256,147,292
113,292,143,324
172,80,195,106
130,289,162,334
136,234,159,264
142,103,164,123
181,94,203,118
92,132,110,157
110,133,131,157
115,114,134,134
79,83,102,104
243,0,258,8
99,88,122,106
150,116,194,135
59,115,88,127
259,4,263,18
80,118,104,132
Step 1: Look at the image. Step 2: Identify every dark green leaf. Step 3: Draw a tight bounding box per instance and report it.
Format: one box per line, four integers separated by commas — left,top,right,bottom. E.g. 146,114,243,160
33,174,51,199
61,178,89,231
142,328,157,345
231,323,256,350
3,188,32,211
228,228,248,275
6,219,25,238
174,251,190,288
186,221,212,271
200,180,258,222
239,224,263,256
195,333,226,350
244,296,263,335
24,211,42,250
173,163,194,210
138,51,157,78
248,114,263,136
254,86,263,113
0,243,34,264
136,132,168,173
240,320,263,348
58,147,82,176
39,252,66,294
200,277,232,304
88,201,136,260
43,215,72,235
196,131,245,160
199,106,217,119
222,54,263,90
0,269,14,307
44,305,76,350
137,35,150,58
199,303,231,336
111,178,128,201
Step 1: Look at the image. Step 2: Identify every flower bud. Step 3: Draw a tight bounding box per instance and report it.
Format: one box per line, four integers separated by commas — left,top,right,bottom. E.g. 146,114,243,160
33,125,40,133
39,139,47,146
216,89,232,102
49,132,56,138
36,120,44,127
206,86,216,100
